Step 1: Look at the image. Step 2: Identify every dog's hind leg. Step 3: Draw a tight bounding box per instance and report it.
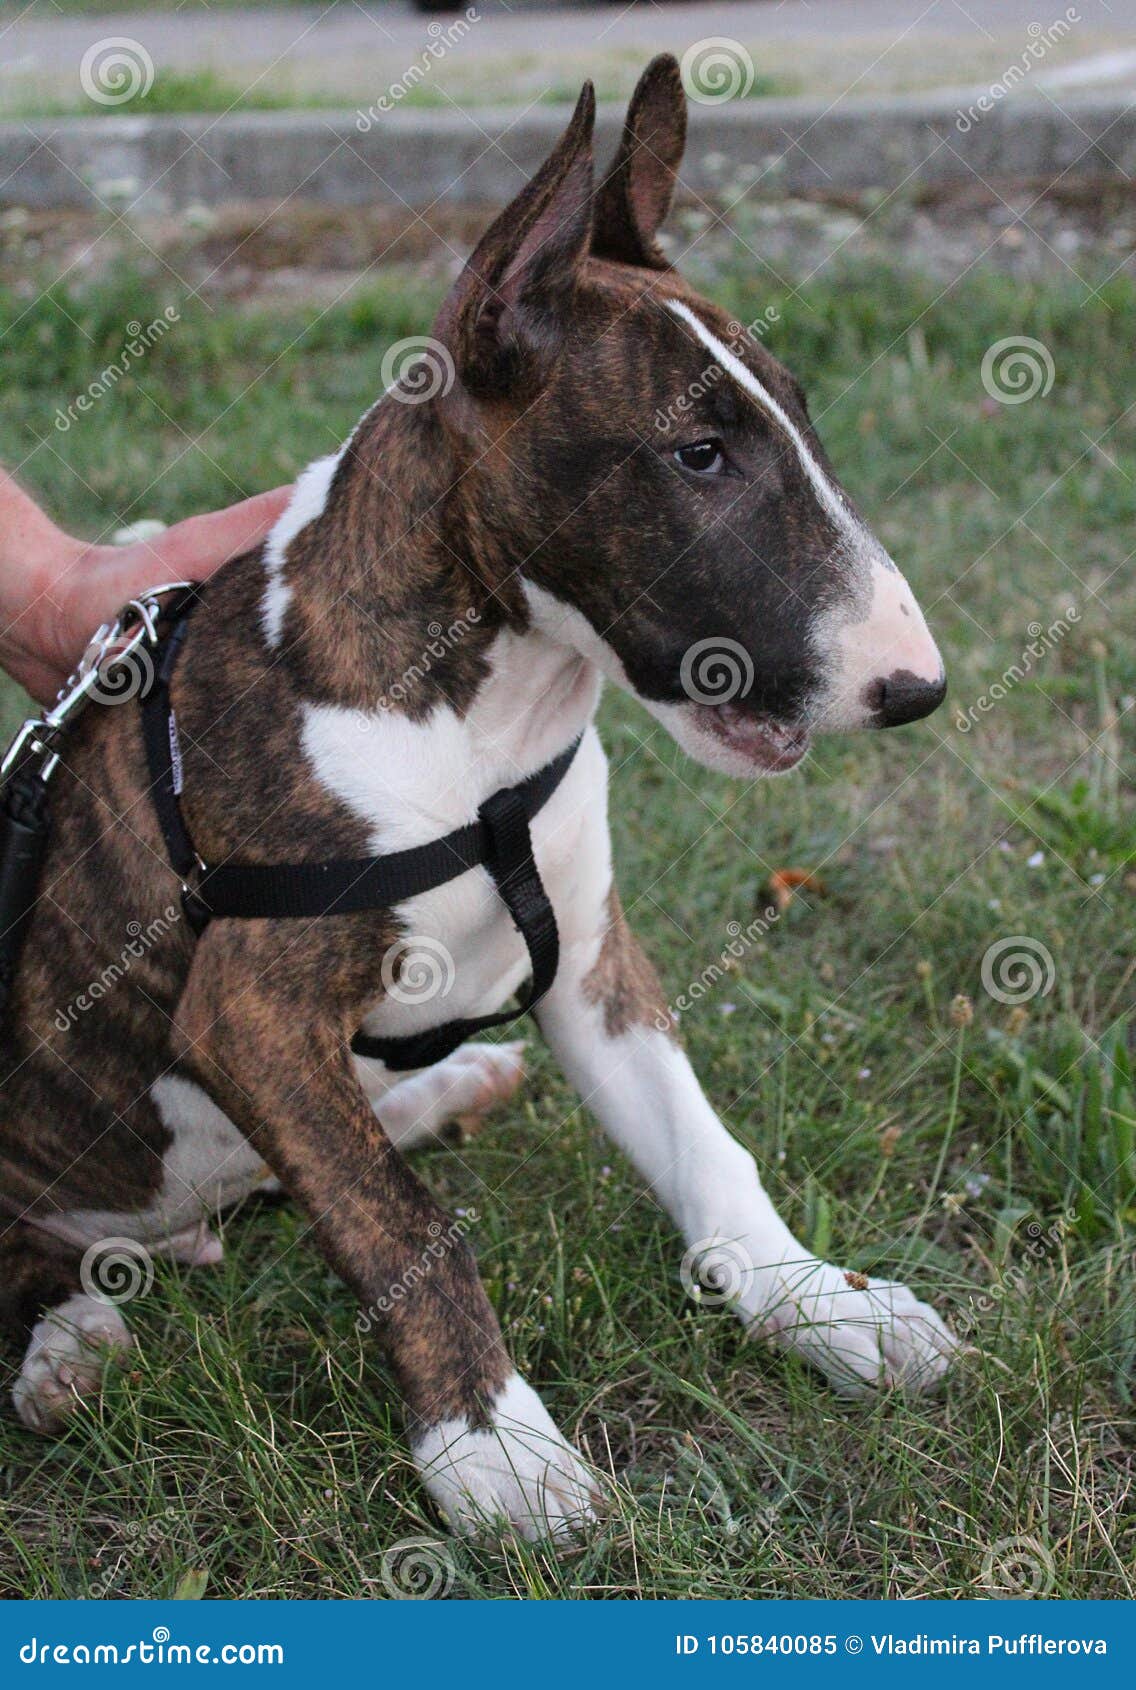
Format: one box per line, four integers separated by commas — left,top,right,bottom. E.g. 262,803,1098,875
354,1041,527,1150
0,1225,133,1434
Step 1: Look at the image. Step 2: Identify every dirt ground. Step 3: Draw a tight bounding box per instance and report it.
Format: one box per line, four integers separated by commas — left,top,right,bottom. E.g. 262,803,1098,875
3,175,1132,312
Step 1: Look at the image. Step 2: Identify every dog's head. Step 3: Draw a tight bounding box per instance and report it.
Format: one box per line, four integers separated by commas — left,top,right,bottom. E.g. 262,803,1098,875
429,56,944,776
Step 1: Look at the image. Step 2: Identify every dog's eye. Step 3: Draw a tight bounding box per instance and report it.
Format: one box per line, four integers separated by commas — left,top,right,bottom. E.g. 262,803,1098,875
674,438,726,475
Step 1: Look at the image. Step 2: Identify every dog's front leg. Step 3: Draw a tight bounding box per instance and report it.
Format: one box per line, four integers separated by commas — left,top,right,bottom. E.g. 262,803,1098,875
538,883,957,1397
173,924,596,1539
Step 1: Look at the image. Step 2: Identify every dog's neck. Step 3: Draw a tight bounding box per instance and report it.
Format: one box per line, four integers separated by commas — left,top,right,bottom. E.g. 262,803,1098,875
269,398,600,788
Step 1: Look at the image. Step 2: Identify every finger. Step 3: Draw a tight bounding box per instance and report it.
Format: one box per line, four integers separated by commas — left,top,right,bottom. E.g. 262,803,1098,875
108,485,293,593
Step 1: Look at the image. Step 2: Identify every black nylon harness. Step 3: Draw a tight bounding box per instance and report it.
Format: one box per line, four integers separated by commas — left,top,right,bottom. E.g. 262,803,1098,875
140,589,580,1072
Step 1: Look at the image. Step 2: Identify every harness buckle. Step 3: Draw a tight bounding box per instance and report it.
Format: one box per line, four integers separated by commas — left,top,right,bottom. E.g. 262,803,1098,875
0,581,197,791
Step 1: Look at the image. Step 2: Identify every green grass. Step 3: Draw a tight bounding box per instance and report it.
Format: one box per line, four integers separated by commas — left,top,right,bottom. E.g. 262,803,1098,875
3,68,344,121
3,65,791,122
0,255,1133,1599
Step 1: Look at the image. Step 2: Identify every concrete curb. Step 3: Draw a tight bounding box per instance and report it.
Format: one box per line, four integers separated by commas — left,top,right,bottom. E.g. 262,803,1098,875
2,90,1134,213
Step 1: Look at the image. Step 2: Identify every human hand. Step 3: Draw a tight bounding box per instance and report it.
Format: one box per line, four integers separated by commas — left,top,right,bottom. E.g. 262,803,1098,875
0,483,291,705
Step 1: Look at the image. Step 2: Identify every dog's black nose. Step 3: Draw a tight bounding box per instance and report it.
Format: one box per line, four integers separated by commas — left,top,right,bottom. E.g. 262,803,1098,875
869,669,947,728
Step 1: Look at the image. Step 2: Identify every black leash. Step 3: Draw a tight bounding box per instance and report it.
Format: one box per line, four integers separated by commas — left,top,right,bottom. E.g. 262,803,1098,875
0,582,195,1021
140,591,580,1072
0,762,52,1018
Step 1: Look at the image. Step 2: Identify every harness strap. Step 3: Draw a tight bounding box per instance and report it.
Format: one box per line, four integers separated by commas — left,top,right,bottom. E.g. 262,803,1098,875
140,592,580,1072
352,780,561,1071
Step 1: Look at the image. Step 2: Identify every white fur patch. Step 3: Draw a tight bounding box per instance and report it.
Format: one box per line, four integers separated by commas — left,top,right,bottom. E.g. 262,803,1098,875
667,299,862,546
13,1294,132,1434
413,1373,597,1539
666,301,942,728
298,626,606,1046
812,554,944,729
261,449,345,647
538,933,957,1400
358,1040,526,1148
29,1075,275,1255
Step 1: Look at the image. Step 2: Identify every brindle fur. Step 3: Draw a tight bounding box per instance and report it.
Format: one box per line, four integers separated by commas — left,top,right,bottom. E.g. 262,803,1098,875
582,888,675,1040
0,57,940,1453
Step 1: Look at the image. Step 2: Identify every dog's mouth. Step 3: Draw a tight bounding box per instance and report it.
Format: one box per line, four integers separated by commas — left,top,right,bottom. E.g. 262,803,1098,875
696,703,811,772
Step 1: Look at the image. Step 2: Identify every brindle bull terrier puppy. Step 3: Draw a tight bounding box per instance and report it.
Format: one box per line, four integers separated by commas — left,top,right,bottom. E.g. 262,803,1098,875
0,57,955,1539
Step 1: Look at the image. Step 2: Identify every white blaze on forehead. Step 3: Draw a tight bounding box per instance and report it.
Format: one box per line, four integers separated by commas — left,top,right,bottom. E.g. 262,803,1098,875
666,300,862,546
666,300,943,732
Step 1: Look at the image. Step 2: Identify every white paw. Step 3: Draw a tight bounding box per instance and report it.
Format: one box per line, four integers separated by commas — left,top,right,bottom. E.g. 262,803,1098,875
366,1041,527,1148
12,1294,133,1434
759,1262,958,1398
442,1040,527,1119
413,1373,599,1541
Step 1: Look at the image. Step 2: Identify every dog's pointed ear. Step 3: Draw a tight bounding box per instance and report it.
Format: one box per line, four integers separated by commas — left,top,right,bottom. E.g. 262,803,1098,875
435,82,595,402
592,55,686,270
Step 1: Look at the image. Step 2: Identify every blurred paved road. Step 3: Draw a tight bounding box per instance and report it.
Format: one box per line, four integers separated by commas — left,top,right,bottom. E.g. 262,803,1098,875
3,0,1134,114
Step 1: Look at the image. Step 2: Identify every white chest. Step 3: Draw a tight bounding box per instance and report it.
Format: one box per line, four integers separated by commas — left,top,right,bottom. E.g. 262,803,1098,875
299,631,608,1047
